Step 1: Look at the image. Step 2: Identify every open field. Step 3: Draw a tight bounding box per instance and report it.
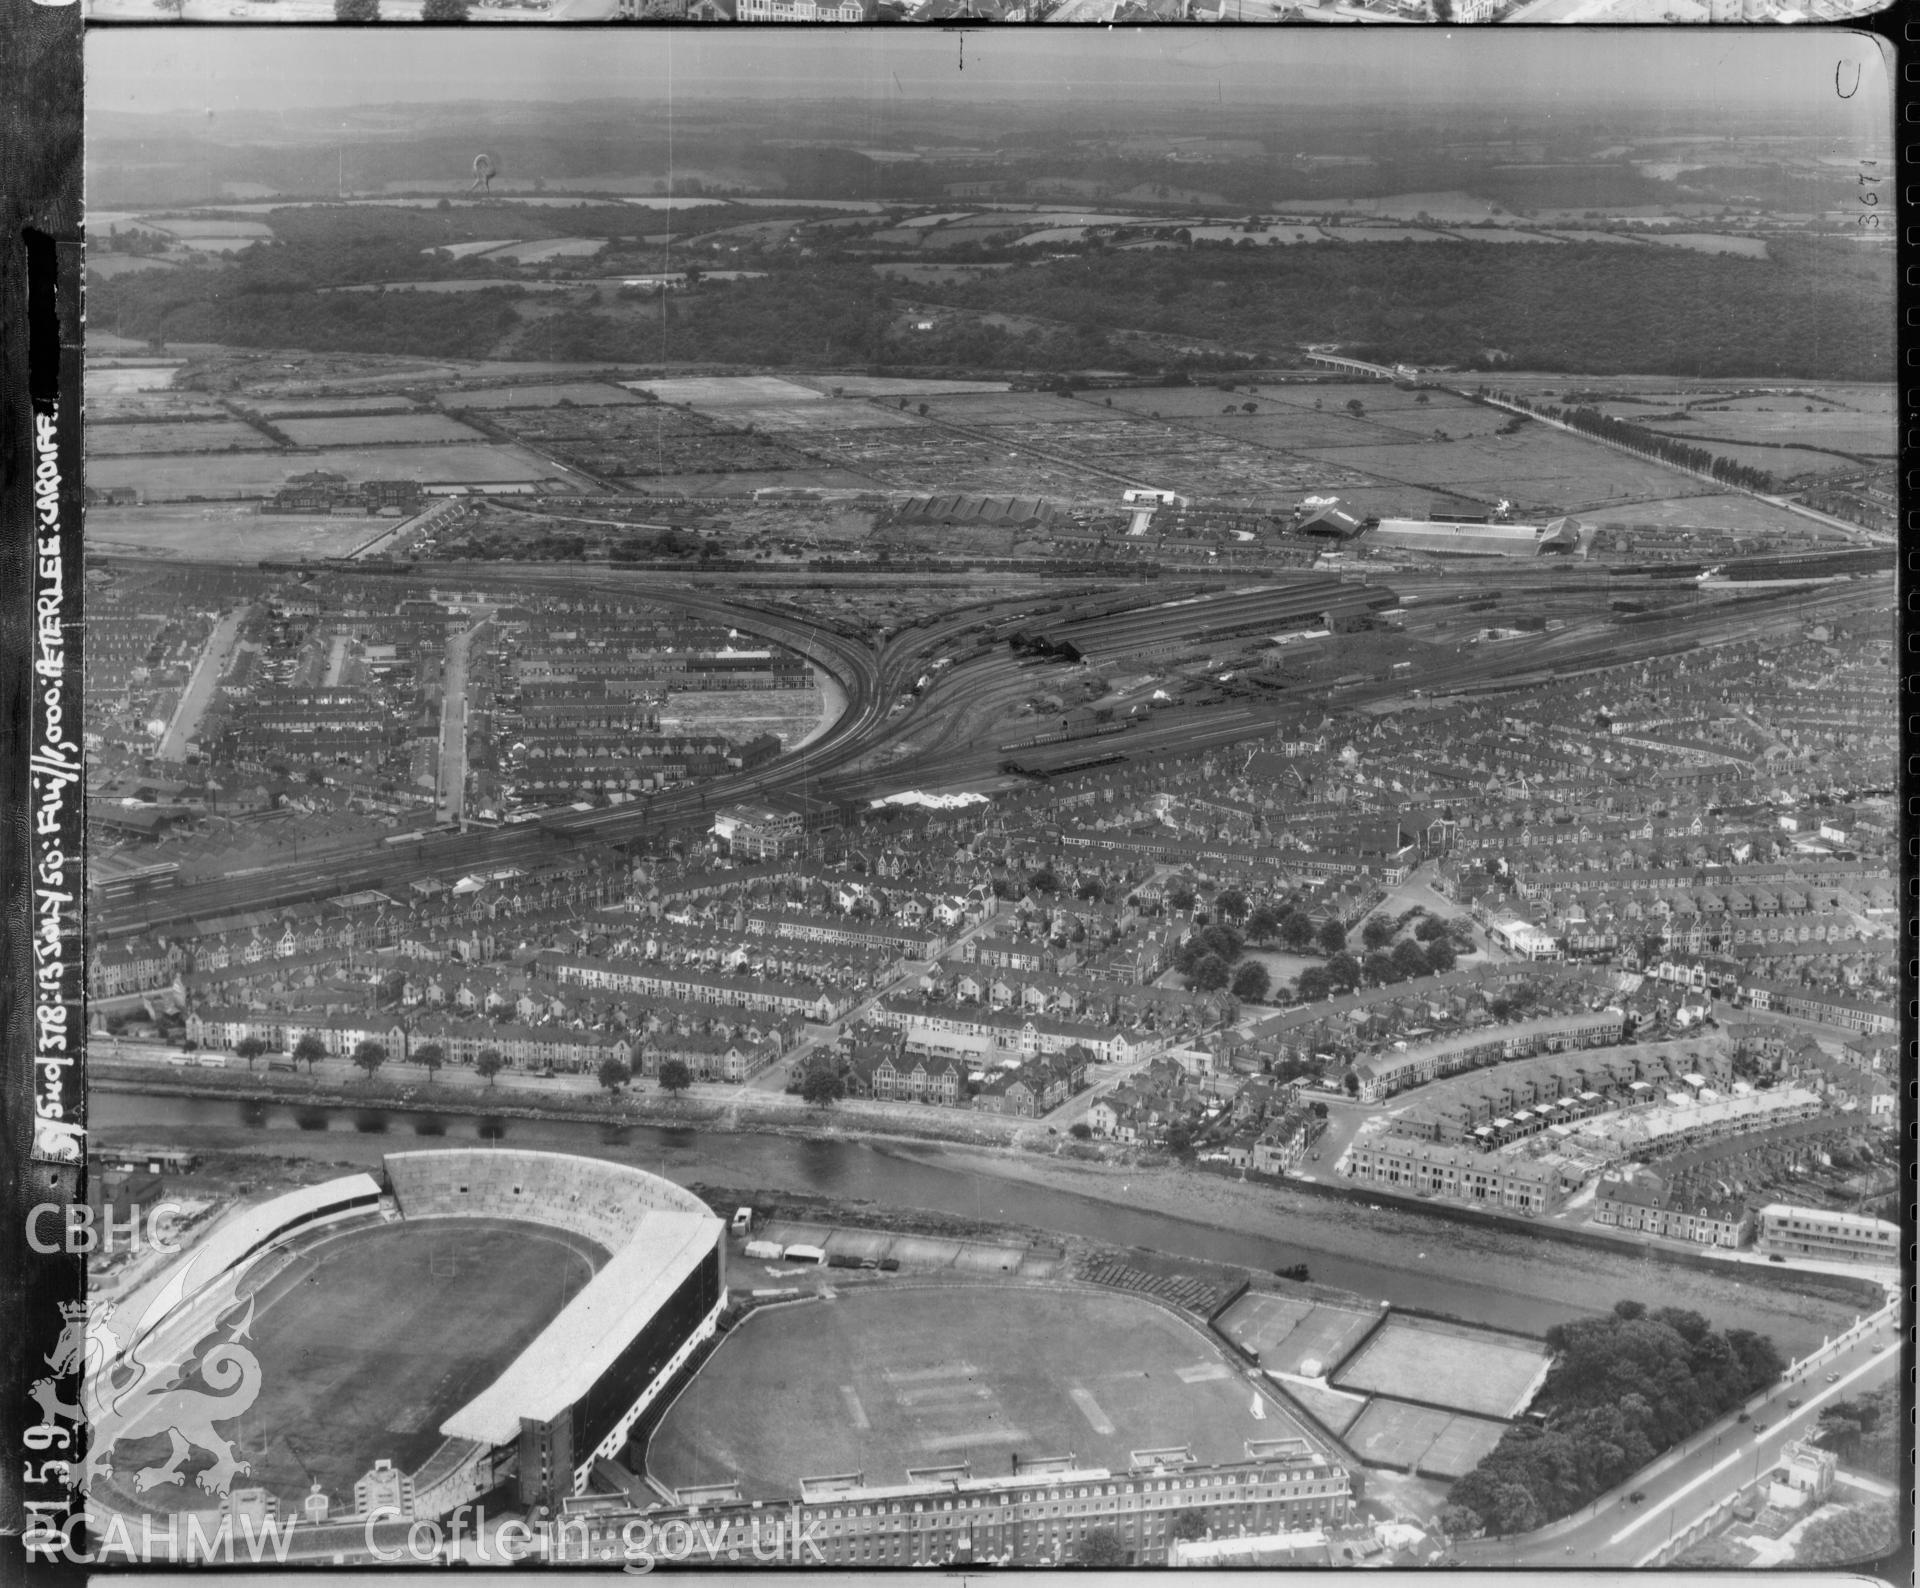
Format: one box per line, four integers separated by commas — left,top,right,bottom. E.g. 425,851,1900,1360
631,375,826,406
1346,1399,1508,1478
649,1286,1306,1500
277,413,488,447
1293,431,1703,511
89,420,273,456
1555,493,1834,535
99,1219,595,1509
789,374,1011,398
88,363,186,394
89,442,575,500
89,254,185,278
260,395,425,416
481,237,608,264
87,503,400,561
1214,1291,1382,1378
921,392,1116,427
1331,1315,1550,1420
661,688,827,750
446,381,647,409
1642,233,1770,258
1638,411,1893,456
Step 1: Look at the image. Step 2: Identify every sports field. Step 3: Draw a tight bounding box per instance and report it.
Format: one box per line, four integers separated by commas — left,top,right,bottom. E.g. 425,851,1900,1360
649,1286,1309,1501
1213,1291,1382,1378
88,442,570,500
1331,1316,1551,1420
1345,1399,1508,1478
103,1218,599,1508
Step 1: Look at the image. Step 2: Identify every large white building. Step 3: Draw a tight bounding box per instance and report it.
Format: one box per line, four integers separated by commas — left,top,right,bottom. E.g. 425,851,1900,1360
1756,1203,1900,1267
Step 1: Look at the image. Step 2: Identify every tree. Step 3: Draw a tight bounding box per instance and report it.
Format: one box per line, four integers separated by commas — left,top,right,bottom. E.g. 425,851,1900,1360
801,1064,845,1109
1190,952,1231,992
1295,965,1333,1003
351,1039,387,1082
1078,1529,1126,1567
658,1058,694,1098
235,1036,267,1073
1363,949,1398,987
598,1055,632,1097
1163,1121,1198,1161
1281,910,1317,953
1165,882,1196,913
334,0,380,17
1390,938,1431,981
1318,919,1348,956
1169,1509,1209,1542
422,0,470,14
1230,961,1272,1003
1069,1122,1092,1141
1214,887,1249,923
292,1032,327,1075
1327,952,1362,991
414,1042,445,1084
1246,903,1281,943
1346,399,1365,418
1361,916,1398,952
1437,1503,1482,1540
476,1047,504,1088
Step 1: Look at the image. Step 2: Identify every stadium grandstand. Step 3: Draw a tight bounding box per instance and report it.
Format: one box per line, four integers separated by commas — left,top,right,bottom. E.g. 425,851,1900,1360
87,1151,725,1525
386,1150,725,1511
1365,516,1590,558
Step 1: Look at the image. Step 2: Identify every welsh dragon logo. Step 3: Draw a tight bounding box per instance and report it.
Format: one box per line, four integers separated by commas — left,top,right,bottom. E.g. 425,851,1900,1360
35,1288,264,1501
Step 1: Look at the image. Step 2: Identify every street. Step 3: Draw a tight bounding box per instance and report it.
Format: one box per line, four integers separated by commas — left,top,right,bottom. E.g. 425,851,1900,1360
1462,1299,1902,1566
157,608,246,763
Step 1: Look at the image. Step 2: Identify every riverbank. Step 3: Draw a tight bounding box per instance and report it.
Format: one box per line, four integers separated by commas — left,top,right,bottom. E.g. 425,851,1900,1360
91,1082,1869,1359
90,1062,1058,1155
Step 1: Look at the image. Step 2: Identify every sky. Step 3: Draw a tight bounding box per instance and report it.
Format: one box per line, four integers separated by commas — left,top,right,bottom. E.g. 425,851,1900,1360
87,29,1891,141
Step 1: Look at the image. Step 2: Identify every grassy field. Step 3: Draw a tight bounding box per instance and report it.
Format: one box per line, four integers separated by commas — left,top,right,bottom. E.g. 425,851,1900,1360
789,374,1011,398
632,375,826,406
1213,1292,1382,1378
1346,1399,1507,1477
260,396,425,416
87,502,396,561
102,1219,595,1508
717,402,920,434
277,413,487,447
1563,493,1831,535
447,381,646,410
89,442,570,500
89,421,273,456
649,1286,1306,1500
1331,1316,1550,1420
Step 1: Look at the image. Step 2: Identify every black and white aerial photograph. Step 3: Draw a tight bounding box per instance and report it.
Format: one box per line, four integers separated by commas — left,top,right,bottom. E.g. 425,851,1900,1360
64,26,1901,1578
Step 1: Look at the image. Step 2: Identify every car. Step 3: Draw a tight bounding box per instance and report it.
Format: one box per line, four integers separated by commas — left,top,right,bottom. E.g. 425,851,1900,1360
1751,1422,1767,1434
1826,1372,1840,1383
1786,1398,1802,1410
1736,1412,1750,1423
1767,1254,1785,1263
1627,1491,1646,1505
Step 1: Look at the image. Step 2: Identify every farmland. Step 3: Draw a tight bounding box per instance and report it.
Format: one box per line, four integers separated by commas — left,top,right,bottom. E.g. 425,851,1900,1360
446,380,647,409
275,412,488,447
89,419,274,455
87,441,579,501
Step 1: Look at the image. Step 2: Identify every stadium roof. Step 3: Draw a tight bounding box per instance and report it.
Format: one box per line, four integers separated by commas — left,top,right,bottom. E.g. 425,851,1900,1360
118,1173,383,1349
439,1209,720,1444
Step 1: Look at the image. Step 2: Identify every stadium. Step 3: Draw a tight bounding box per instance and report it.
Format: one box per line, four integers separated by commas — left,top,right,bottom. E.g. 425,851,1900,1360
85,1150,725,1523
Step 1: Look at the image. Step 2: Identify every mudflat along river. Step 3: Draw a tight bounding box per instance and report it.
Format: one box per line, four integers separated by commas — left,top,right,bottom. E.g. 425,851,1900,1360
94,1089,1867,1360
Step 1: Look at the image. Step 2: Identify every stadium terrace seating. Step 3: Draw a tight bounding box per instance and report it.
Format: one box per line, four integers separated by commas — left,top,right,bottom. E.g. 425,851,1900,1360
383,1149,712,1253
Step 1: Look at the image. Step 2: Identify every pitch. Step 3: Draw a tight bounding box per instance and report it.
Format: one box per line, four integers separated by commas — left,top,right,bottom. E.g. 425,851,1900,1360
649,1286,1311,1500
1331,1316,1551,1421
103,1219,599,1510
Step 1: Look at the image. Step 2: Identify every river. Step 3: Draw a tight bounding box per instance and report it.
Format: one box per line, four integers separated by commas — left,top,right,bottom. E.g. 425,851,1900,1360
93,1090,1862,1357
